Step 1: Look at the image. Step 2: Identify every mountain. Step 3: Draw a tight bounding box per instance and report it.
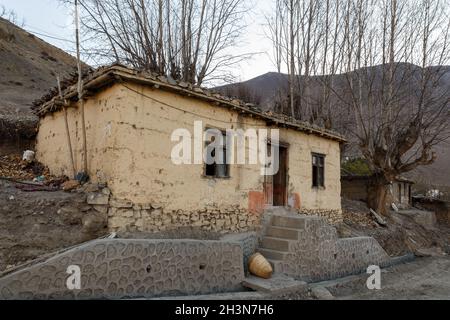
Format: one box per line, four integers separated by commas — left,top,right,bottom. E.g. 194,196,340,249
217,65,450,188
0,17,81,145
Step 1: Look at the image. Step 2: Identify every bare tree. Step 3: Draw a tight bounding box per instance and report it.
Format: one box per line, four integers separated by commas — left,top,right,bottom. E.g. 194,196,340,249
0,5,24,27
331,0,450,215
60,0,252,86
265,0,340,123
267,0,450,215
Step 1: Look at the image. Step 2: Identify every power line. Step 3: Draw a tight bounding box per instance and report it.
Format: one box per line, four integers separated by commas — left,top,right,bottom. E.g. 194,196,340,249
24,28,75,44
120,82,285,128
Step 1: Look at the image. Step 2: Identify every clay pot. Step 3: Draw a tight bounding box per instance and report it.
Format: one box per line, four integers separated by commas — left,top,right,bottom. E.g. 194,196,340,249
248,253,273,279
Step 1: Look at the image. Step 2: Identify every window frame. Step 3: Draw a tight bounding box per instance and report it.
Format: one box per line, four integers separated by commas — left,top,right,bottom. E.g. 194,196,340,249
312,153,326,189
203,127,231,179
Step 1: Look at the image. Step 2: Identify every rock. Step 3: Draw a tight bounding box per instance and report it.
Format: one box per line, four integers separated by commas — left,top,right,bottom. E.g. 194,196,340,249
370,209,387,226
93,205,108,214
101,187,111,196
109,199,133,208
121,210,134,218
310,287,335,300
414,247,445,257
83,183,100,193
87,193,109,206
22,150,35,162
80,205,92,212
82,212,107,233
57,206,83,225
151,209,162,217
62,180,80,192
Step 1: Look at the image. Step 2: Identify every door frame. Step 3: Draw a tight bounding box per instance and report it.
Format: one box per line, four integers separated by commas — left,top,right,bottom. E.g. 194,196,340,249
264,141,289,207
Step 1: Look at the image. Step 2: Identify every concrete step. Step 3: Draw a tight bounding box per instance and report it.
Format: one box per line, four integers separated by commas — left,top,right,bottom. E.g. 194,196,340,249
267,259,284,274
258,248,288,261
264,207,297,215
272,215,307,229
261,237,290,252
266,226,300,240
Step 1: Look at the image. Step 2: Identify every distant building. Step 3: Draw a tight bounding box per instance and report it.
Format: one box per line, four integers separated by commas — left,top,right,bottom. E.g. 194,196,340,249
342,173,414,208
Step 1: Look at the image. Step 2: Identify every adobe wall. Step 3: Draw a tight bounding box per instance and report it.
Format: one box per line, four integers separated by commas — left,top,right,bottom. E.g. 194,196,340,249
36,82,343,232
341,179,369,202
0,239,244,300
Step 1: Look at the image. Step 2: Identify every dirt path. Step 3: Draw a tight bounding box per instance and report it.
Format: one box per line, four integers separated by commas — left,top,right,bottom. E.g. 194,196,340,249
331,257,450,300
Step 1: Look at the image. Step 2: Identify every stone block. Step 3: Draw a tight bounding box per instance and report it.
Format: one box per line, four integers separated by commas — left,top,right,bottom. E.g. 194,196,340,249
87,193,109,206
109,199,133,208
93,205,108,214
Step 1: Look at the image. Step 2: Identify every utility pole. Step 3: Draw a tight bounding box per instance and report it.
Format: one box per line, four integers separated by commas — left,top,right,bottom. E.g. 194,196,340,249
75,0,88,177
57,75,76,179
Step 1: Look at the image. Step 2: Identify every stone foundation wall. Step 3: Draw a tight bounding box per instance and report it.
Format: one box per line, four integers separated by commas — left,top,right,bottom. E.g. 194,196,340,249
0,239,244,300
83,187,261,234
85,186,341,234
299,209,343,225
106,198,261,234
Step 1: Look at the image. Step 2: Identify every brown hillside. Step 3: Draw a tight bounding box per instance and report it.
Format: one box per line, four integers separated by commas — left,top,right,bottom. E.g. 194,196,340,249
0,17,81,141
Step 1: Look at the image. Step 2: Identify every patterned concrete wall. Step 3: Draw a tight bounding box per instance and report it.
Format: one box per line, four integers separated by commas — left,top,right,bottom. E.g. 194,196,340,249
270,216,390,282
221,232,258,275
0,239,244,300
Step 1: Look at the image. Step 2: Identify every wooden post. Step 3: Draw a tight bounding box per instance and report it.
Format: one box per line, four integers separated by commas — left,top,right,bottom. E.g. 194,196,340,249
75,0,88,175
57,76,76,179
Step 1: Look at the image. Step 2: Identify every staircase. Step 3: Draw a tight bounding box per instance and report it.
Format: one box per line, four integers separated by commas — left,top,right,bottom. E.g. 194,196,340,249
257,208,391,282
259,210,317,272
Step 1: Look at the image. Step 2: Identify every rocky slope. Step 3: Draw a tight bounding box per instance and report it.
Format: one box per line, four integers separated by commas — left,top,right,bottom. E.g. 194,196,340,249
0,17,79,143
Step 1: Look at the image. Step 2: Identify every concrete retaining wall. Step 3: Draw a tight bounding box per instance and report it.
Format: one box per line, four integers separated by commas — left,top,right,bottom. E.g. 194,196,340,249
221,232,258,275
0,239,244,300
270,216,391,282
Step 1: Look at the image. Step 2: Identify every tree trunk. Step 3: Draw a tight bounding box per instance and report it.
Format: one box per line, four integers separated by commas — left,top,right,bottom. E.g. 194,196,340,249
367,174,390,216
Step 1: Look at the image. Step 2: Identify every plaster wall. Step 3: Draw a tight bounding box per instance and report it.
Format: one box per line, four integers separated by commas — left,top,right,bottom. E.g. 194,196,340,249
36,83,343,231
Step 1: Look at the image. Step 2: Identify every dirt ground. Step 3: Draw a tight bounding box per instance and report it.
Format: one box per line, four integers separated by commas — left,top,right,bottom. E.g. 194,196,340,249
1,152,449,301
0,180,107,272
328,256,450,300
339,198,450,257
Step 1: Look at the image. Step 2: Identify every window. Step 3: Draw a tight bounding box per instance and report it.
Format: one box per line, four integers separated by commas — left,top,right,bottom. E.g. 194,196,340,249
312,153,325,188
204,128,230,178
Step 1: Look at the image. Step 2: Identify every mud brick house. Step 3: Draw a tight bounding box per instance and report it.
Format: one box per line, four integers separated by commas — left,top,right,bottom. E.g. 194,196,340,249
342,174,414,208
34,64,346,233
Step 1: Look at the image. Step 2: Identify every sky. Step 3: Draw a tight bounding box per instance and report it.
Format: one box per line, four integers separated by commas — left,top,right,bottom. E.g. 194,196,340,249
0,0,278,84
